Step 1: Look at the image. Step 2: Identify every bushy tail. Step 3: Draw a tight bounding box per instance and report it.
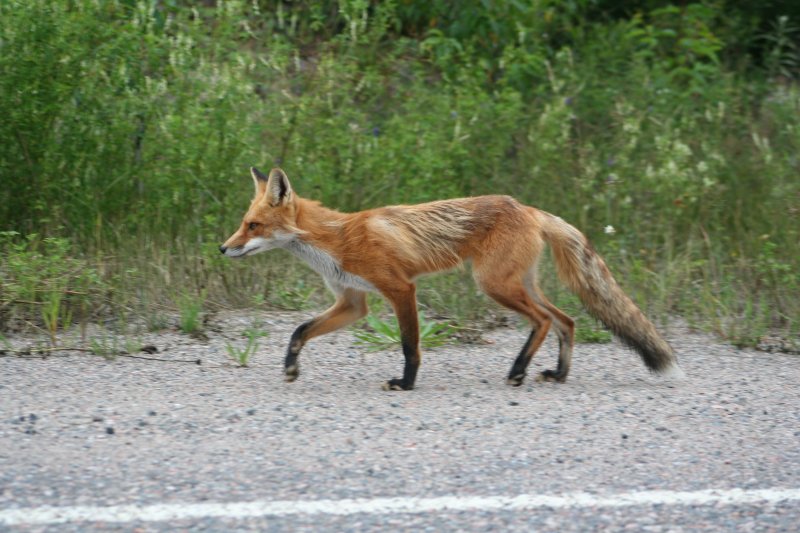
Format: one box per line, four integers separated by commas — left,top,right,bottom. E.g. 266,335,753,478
542,214,682,376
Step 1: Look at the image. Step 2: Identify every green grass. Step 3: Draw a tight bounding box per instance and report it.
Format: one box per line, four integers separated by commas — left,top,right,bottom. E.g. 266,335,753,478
1,1,798,350
178,292,205,336
88,330,123,360
226,325,269,367
353,312,455,352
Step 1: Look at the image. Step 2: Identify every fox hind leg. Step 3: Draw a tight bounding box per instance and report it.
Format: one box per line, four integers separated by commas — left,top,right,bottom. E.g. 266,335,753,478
524,269,575,383
474,271,552,386
506,326,546,386
533,300,574,383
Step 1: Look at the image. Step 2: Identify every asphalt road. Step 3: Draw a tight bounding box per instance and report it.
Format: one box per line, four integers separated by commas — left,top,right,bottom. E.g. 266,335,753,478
1,311,799,531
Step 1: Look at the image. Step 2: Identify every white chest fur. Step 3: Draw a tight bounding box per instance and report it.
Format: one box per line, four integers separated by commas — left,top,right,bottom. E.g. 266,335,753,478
284,239,376,293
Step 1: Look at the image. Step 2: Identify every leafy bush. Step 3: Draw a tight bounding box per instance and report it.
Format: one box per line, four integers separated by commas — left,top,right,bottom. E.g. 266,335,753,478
1,1,798,345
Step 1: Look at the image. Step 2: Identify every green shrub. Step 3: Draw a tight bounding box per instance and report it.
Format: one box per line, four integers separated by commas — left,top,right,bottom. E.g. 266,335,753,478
0,232,104,337
1,1,797,346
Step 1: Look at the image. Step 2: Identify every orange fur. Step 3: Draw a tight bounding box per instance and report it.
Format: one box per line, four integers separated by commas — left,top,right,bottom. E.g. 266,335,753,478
221,167,682,390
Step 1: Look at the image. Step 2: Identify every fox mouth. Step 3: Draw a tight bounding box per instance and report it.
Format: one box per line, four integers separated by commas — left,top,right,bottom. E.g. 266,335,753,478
226,247,252,258
228,242,269,258
222,237,274,258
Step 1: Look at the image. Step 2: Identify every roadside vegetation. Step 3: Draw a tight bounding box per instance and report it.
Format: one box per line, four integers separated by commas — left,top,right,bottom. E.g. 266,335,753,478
1,1,798,351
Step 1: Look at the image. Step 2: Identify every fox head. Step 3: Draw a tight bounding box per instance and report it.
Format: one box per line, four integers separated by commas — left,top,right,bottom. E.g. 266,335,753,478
219,167,299,258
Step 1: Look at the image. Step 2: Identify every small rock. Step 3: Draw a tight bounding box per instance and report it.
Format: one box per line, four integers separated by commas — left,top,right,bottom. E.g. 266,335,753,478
106,427,115,435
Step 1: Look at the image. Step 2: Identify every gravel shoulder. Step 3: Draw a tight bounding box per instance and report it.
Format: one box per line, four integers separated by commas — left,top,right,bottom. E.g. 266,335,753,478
1,311,799,531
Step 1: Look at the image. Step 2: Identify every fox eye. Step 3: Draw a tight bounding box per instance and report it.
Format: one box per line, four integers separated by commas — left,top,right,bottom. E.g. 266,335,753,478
248,222,259,231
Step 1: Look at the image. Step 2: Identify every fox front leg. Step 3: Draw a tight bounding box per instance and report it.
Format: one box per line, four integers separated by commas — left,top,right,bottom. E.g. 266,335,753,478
284,320,311,381
283,289,368,382
381,285,421,391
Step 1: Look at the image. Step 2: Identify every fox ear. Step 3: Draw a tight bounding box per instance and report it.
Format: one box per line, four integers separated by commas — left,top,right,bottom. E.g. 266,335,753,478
250,167,269,197
265,167,294,207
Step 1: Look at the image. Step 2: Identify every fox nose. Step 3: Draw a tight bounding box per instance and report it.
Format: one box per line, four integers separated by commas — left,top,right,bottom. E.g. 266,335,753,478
219,245,227,255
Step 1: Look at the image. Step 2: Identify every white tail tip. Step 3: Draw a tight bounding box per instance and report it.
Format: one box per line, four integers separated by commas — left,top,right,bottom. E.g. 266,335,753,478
658,363,686,380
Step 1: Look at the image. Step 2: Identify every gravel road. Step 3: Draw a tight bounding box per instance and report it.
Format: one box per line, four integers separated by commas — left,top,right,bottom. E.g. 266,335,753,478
1,311,799,531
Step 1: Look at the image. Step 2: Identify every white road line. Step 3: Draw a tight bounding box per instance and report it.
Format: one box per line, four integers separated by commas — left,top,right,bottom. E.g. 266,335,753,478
1,488,799,526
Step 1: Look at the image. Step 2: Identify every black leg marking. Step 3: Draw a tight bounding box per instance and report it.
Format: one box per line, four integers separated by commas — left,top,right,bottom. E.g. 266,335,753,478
382,340,419,391
506,329,536,386
285,320,313,382
536,337,569,383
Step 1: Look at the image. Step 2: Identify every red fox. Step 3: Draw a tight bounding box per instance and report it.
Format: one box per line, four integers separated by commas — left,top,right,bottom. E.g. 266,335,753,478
221,167,682,391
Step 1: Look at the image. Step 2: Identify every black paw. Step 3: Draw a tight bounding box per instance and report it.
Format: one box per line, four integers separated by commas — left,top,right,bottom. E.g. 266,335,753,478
284,364,299,382
506,373,526,386
535,369,567,383
381,378,414,391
